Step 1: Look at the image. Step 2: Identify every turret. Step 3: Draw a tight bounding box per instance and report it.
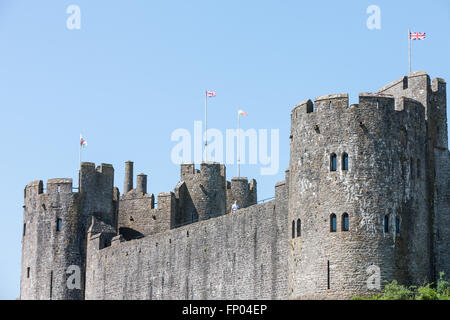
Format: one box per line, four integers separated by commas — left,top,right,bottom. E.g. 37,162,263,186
21,162,117,300
226,177,257,212
178,162,227,221
288,84,430,299
21,178,83,300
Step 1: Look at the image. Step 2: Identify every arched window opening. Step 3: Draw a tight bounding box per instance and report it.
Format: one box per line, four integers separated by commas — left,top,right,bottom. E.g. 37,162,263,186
330,154,337,172
342,213,349,231
330,214,337,232
395,217,400,234
342,153,349,171
384,215,390,233
56,218,62,232
297,219,301,237
292,221,295,239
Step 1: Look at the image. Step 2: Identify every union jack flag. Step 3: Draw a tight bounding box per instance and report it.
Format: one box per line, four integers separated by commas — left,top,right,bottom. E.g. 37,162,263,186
410,32,426,40
206,91,216,98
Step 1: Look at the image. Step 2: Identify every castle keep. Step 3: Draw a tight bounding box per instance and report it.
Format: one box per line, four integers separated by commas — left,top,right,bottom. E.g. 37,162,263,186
20,72,449,300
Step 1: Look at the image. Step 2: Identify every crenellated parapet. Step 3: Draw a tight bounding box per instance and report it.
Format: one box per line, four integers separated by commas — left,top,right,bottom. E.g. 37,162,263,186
226,177,257,212
288,72,446,299
178,162,227,221
118,163,177,240
21,163,118,301
21,72,448,301
21,177,83,300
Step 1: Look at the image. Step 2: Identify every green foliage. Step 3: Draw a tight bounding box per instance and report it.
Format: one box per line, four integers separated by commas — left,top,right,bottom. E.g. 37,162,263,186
351,272,450,300
380,280,414,300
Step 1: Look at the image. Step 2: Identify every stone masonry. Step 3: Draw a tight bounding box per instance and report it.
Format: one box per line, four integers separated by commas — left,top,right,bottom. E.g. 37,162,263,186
20,73,449,300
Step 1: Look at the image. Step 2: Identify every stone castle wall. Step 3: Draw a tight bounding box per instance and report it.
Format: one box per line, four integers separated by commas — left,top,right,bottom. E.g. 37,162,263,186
288,90,431,299
20,73,449,300
378,72,449,280
21,179,83,300
85,181,289,300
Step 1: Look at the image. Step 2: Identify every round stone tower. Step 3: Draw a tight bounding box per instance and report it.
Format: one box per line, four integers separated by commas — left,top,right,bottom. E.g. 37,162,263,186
20,162,117,300
226,177,257,212
21,179,83,300
180,162,227,221
288,92,431,299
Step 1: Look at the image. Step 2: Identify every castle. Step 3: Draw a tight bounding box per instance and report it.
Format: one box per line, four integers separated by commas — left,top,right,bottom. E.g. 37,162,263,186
20,72,449,300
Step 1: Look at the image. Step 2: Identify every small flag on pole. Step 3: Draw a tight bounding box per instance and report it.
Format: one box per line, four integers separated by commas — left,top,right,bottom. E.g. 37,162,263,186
238,109,248,116
410,32,426,40
206,91,216,98
80,134,87,148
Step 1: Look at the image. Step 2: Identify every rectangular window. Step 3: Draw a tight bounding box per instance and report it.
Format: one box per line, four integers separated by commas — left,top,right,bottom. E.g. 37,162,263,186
49,271,53,300
27,267,30,278
56,218,62,232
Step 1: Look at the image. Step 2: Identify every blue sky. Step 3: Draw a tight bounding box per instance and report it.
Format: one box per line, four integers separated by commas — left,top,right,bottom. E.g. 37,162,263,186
0,0,448,299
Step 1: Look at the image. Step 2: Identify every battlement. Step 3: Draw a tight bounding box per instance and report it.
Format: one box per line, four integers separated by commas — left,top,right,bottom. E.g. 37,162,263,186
24,178,77,200
289,91,428,122
21,73,449,301
80,162,114,175
226,177,257,211
180,162,226,180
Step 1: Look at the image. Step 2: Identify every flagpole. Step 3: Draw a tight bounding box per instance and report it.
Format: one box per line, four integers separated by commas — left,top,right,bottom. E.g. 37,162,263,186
409,28,411,73
204,89,207,163
237,111,240,178
79,134,82,168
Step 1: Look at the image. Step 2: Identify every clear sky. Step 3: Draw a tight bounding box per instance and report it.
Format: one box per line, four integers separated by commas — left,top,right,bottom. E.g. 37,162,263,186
0,0,448,299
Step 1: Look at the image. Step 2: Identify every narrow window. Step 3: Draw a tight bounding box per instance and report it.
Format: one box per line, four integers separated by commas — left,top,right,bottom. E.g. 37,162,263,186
330,214,337,232
330,154,337,172
384,215,390,233
395,217,400,234
292,221,295,239
56,218,62,232
417,159,421,178
27,267,30,278
327,260,330,290
23,223,26,237
410,158,414,180
329,102,333,110
57,185,61,193
49,271,53,300
342,213,349,231
297,219,301,237
342,153,349,171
